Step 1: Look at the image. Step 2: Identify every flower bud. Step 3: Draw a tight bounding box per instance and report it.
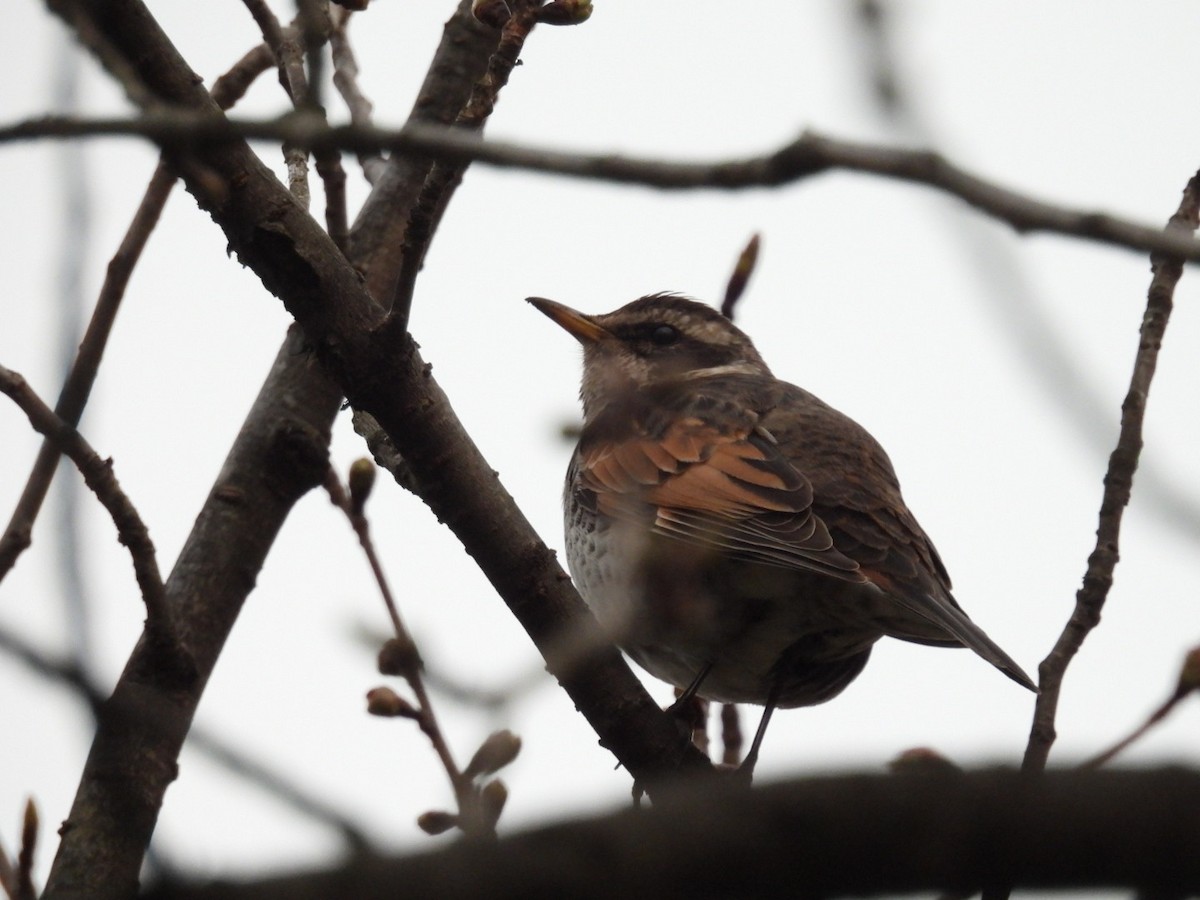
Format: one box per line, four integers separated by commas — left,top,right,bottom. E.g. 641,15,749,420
378,635,421,678
464,729,522,778
417,810,458,836
348,457,376,513
889,746,959,775
472,0,511,28
535,0,592,25
480,779,508,829
366,687,417,718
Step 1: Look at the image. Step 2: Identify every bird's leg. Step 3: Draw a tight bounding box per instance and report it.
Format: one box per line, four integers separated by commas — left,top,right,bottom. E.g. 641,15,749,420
663,662,714,750
666,661,714,712
736,682,781,784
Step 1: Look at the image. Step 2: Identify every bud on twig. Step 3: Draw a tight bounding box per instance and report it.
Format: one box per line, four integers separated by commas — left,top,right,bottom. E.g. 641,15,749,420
889,747,960,775
348,457,376,514
463,729,522,779
472,0,511,28
480,778,509,829
366,687,418,718
535,0,592,26
378,635,421,678
417,810,458,836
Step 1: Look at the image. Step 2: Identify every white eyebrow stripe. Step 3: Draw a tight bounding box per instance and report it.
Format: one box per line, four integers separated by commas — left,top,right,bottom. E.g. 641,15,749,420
681,362,764,379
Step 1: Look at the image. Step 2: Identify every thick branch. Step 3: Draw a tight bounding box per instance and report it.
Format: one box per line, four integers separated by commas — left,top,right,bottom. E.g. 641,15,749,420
143,768,1200,900
4,114,1200,262
39,2,702,898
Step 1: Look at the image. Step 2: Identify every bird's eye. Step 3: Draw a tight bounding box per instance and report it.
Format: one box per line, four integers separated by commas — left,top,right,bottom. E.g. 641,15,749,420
650,324,679,346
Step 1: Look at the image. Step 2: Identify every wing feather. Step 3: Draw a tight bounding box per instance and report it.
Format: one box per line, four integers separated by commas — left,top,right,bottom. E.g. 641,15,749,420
578,416,862,581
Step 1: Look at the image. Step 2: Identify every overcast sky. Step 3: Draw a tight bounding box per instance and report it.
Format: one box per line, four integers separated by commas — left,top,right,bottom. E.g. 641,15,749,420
2,0,1199,884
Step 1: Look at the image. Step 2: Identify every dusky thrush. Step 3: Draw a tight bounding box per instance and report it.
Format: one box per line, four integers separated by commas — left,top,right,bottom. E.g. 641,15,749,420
529,293,1035,774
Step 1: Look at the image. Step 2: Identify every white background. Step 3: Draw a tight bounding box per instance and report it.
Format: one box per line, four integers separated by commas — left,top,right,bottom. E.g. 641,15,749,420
1,0,1198,885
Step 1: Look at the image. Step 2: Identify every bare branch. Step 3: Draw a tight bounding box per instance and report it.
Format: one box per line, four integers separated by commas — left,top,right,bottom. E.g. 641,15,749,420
329,9,385,184
324,465,480,833
0,165,172,582
1023,170,1200,774
0,624,373,852
35,3,587,896
5,114,1200,263
0,364,173,648
1081,645,1200,770
0,38,277,585
388,0,545,327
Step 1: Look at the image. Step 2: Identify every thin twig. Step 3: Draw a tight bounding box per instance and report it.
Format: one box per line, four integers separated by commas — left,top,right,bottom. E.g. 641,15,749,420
324,466,498,837
0,166,172,582
1021,170,1200,774
0,624,372,851
6,114,1200,265
0,43,275,586
241,2,347,243
297,0,327,111
1080,645,1200,770
329,8,386,184
387,0,544,328
0,365,171,645
241,1,312,206
849,0,1200,547
210,43,276,109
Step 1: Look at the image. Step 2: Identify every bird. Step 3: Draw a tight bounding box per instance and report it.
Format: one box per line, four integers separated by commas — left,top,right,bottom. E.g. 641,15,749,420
528,292,1036,777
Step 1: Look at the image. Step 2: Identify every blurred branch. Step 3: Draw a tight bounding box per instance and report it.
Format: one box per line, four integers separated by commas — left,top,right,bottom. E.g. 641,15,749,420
1023,170,1200,774
143,768,1200,900
0,797,38,900
0,624,372,852
6,114,1200,263
0,41,275,585
49,34,93,674
849,0,1200,542
1081,645,1200,770
241,3,347,247
329,9,386,184
0,169,171,583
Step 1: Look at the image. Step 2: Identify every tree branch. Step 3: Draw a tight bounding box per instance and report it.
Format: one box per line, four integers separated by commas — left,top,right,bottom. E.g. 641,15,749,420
37,2,701,897
0,624,372,852
142,768,1200,900
4,114,1200,262
1022,169,1200,774
0,42,275,583
0,364,173,650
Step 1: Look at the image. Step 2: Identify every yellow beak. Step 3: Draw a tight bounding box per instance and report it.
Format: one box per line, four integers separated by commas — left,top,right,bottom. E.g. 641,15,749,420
527,297,612,345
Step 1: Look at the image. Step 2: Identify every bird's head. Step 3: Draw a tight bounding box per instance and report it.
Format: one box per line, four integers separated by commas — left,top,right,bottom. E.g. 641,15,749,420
528,293,771,419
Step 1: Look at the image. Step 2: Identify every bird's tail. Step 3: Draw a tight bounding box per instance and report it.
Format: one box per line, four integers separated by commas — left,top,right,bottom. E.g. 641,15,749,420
893,590,1037,692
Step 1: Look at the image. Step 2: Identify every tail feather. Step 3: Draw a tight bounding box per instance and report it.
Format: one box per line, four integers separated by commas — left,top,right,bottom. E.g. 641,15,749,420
893,590,1037,692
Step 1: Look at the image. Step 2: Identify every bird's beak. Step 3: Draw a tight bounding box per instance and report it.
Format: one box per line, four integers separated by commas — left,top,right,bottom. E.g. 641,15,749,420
527,297,612,345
